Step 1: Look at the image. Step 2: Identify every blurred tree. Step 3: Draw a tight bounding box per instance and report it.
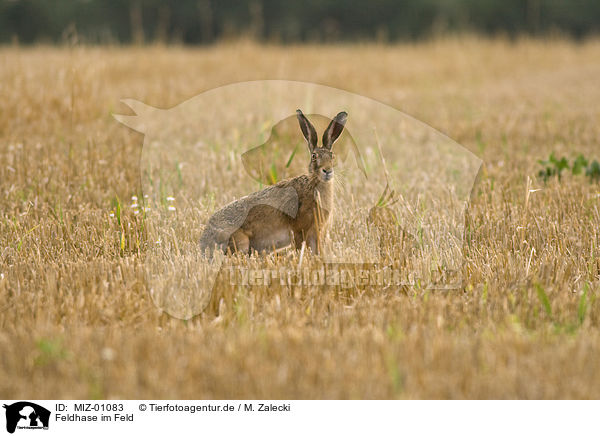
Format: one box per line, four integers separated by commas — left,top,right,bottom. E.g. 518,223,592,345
0,0,598,44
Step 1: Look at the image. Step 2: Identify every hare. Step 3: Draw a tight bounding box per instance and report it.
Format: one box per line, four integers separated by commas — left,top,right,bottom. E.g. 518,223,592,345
200,109,348,256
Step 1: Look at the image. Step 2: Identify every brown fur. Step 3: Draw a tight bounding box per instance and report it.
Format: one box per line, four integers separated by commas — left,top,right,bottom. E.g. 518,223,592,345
200,110,347,255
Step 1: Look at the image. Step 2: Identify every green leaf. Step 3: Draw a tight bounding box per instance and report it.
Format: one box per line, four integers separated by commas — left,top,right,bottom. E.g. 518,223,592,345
555,157,569,179
286,145,299,168
586,160,600,182
578,284,589,325
535,283,552,318
115,197,122,226
572,154,588,175
268,163,278,184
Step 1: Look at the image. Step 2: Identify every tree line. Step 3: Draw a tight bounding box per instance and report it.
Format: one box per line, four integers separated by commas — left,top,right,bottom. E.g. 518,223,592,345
1,0,599,44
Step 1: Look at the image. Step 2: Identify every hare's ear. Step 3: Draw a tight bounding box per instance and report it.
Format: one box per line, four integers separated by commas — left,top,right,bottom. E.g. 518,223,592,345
296,109,317,152
323,111,348,150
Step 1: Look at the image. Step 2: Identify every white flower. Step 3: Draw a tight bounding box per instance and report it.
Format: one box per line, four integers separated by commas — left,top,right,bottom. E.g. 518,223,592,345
131,203,139,208
131,195,138,201
134,209,139,215
166,196,175,202
101,347,115,361
168,206,176,211
144,207,151,212
109,212,114,218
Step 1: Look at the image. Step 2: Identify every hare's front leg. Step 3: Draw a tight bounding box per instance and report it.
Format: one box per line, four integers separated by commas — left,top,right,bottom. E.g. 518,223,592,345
229,229,250,254
293,228,318,254
305,226,320,255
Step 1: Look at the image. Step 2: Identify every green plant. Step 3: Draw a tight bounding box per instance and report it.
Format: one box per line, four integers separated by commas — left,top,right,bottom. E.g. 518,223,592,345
586,160,600,182
538,153,569,182
538,153,600,183
572,154,588,175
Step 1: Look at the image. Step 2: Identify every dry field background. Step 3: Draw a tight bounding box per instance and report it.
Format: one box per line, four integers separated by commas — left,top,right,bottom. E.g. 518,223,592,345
1,38,600,399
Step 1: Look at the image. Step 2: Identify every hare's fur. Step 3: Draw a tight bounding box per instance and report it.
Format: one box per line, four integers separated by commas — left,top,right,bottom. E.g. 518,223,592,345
200,110,347,255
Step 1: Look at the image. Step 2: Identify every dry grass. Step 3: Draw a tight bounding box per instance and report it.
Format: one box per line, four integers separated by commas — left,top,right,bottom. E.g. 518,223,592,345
1,38,600,399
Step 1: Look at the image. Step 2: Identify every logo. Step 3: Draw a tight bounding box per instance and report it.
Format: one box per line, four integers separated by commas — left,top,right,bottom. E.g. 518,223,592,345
3,402,50,434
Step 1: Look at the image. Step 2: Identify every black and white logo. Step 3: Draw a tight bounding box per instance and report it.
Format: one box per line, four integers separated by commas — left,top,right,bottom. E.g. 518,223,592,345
3,402,50,434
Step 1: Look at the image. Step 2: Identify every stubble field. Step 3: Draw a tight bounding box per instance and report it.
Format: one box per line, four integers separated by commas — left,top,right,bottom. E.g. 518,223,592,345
1,38,599,398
